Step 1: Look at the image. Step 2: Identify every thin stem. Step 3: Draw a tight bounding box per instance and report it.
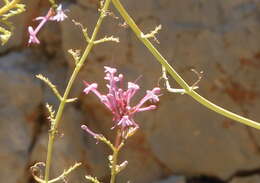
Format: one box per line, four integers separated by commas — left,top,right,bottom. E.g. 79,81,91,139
44,133,55,183
110,149,119,183
0,0,20,16
112,0,260,130
114,131,121,148
110,131,121,183
44,0,112,182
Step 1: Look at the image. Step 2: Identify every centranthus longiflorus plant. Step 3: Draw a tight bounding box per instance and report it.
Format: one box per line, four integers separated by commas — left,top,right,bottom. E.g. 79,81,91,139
2,0,260,182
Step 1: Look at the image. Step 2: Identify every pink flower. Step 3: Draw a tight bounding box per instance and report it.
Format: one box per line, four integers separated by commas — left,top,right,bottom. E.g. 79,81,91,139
82,66,160,137
28,8,54,45
28,26,40,44
28,4,68,45
50,5,68,22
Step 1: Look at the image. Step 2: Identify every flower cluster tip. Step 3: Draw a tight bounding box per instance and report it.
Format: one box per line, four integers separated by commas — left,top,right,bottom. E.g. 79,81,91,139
82,66,161,138
28,4,68,45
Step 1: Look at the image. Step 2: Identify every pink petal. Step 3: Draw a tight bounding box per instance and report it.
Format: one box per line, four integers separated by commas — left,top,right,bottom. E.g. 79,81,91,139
28,26,34,34
34,17,46,21
104,66,117,74
128,82,139,90
132,87,160,112
117,115,135,128
136,105,156,112
83,82,98,94
146,87,161,102
126,82,140,104
28,27,40,44
50,4,68,22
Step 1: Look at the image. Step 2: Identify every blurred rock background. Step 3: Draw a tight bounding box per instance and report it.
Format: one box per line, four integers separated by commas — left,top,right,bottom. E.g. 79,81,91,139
1,0,260,182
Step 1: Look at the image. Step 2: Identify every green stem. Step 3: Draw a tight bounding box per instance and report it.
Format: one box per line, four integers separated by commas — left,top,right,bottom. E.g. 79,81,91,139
44,0,112,182
110,149,119,183
110,132,121,183
112,0,260,129
0,0,20,16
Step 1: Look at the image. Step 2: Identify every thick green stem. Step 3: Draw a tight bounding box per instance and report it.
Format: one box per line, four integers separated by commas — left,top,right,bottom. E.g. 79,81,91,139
112,0,260,130
44,0,112,182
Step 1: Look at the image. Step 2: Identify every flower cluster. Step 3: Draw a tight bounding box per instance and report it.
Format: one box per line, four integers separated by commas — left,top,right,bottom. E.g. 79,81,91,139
82,66,160,138
28,5,68,45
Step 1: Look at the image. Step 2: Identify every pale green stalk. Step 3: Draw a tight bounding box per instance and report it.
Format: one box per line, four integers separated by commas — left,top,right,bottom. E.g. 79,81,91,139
111,0,260,129
44,0,112,182
110,132,121,183
110,149,119,183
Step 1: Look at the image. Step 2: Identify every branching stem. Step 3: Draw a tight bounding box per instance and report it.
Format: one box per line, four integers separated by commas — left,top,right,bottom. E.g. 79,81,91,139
0,0,20,16
110,131,121,183
110,149,119,183
43,0,112,182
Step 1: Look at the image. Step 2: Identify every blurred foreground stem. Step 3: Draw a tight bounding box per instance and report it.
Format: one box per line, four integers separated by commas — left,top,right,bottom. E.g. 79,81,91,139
0,0,20,16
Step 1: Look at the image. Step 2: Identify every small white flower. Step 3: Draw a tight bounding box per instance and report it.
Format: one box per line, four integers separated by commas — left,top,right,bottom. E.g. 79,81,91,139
51,4,68,22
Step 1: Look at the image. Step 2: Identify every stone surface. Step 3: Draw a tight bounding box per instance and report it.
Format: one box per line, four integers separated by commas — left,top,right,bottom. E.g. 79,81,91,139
0,51,43,183
153,176,186,183
230,175,260,183
1,0,260,183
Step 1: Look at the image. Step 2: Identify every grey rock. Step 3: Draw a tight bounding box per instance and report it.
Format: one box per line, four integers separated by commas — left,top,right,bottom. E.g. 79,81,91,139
1,0,260,183
0,51,43,183
76,0,99,9
153,176,186,183
230,175,260,183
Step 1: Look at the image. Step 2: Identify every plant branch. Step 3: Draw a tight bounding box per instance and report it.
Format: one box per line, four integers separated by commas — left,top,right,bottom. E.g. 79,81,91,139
32,162,81,183
110,131,121,183
110,149,119,183
0,0,20,16
111,0,260,129
43,0,113,182
36,74,63,101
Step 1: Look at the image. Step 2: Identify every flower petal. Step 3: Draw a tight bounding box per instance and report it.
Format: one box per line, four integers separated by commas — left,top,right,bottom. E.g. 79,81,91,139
83,82,98,94
132,87,160,113
50,4,68,22
136,105,156,112
104,66,117,74
117,115,135,128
